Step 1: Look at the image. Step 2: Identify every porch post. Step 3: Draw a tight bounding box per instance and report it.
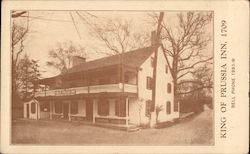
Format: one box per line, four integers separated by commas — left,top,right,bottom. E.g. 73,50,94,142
36,103,39,120
125,97,129,127
49,101,52,120
69,101,71,121
93,99,96,124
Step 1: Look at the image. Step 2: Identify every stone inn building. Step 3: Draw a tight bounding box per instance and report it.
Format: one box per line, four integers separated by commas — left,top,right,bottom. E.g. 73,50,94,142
23,44,180,128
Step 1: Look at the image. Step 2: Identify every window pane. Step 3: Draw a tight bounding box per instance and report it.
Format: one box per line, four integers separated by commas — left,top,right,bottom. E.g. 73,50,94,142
31,103,36,114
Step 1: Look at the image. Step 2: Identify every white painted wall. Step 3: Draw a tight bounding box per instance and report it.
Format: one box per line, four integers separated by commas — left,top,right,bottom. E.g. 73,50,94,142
136,52,155,125
130,47,179,125
155,47,179,122
128,98,150,125
23,100,39,120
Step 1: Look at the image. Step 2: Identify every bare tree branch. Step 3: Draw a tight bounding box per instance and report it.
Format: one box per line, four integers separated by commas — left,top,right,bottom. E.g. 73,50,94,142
178,57,213,73
155,11,213,99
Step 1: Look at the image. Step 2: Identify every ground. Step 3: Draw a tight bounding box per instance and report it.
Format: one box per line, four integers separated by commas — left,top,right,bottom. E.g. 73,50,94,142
12,109,213,145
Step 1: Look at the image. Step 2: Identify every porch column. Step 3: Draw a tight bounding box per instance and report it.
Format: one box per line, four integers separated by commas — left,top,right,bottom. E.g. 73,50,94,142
93,99,97,124
125,97,129,126
69,101,71,121
49,101,52,120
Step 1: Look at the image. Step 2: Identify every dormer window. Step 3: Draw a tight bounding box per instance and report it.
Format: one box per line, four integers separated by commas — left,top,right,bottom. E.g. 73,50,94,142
165,65,168,74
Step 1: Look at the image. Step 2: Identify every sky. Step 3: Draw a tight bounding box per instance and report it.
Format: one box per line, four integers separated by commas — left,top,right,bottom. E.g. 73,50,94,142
13,11,213,79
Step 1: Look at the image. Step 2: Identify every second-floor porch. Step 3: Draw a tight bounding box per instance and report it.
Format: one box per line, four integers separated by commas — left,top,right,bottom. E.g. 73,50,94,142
35,64,139,98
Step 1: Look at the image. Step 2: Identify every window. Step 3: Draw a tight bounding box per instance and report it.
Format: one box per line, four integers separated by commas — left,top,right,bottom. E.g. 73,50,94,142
31,102,36,114
70,101,78,114
98,99,109,116
146,77,153,90
55,101,62,114
166,101,171,114
124,75,129,84
167,83,172,93
145,100,151,117
174,101,178,112
115,99,126,117
151,56,155,67
165,65,168,74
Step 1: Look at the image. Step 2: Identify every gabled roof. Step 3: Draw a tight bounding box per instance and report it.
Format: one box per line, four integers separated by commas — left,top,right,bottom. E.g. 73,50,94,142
38,46,155,84
66,46,154,74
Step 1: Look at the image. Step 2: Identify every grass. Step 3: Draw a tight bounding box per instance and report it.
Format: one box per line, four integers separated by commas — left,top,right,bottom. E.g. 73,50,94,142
11,109,213,145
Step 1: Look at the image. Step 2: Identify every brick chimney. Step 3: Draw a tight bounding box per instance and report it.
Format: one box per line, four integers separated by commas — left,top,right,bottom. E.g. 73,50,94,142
72,56,86,67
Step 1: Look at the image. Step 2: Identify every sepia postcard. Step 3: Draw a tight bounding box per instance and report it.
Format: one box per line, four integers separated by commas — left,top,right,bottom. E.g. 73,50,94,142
1,0,249,153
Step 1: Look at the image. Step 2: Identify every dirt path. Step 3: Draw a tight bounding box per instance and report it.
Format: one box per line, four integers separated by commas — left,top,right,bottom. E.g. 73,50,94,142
12,109,213,145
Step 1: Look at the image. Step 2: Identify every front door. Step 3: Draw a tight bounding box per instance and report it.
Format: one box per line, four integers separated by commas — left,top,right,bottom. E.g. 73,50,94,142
86,99,93,121
63,103,69,119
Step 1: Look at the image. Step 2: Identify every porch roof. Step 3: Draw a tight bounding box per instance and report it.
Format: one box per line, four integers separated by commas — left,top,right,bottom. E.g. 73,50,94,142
35,92,137,101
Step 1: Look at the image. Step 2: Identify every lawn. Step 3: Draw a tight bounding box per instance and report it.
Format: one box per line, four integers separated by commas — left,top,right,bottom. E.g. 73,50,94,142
11,109,213,145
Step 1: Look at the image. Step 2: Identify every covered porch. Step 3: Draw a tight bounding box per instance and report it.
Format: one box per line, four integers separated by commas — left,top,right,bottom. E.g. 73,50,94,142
34,93,139,129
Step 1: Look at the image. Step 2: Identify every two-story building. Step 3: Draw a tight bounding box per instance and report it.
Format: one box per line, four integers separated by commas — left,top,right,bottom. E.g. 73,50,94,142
23,43,179,129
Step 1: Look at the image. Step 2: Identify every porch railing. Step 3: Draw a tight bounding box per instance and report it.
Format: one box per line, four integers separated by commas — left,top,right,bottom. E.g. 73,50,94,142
34,83,137,97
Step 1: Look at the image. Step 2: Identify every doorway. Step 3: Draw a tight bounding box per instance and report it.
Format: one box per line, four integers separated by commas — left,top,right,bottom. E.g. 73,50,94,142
86,99,93,121
63,103,69,119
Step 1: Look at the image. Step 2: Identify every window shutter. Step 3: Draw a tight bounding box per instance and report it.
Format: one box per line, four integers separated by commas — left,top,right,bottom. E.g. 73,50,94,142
167,83,172,93
146,77,154,90
145,100,151,117
166,101,171,114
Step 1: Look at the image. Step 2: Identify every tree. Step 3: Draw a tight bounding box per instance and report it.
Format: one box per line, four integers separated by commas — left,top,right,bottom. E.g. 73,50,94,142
17,54,41,100
11,11,29,101
46,41,86,73
151,11,213,101
76,11,150,55
178,65,213,113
